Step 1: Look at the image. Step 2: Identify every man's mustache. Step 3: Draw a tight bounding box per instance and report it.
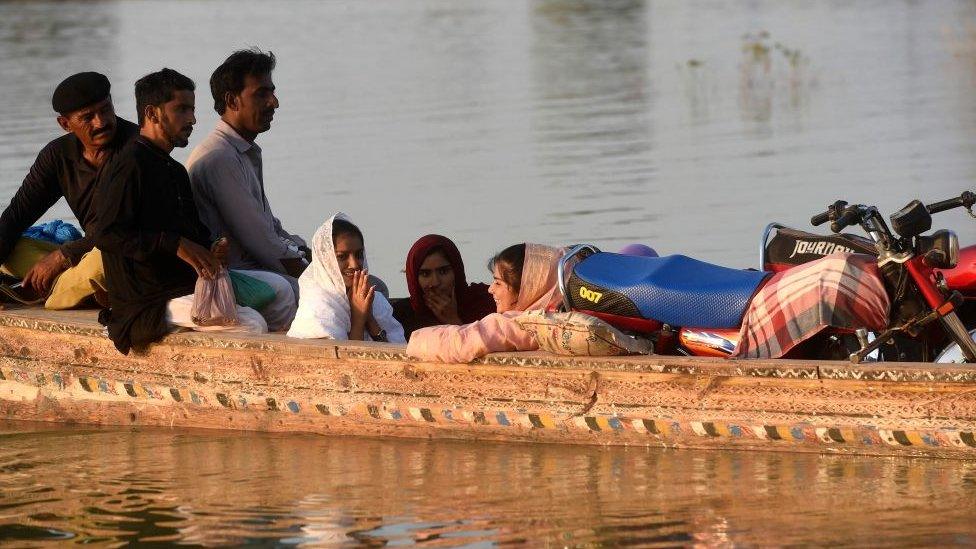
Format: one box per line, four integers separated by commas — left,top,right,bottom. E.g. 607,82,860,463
92,125,114,137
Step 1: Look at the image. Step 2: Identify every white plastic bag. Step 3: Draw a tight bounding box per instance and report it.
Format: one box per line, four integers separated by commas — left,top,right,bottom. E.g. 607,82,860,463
191,268,239,327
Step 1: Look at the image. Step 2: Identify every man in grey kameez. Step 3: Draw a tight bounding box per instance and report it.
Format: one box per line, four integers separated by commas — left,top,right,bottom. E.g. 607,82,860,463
187,49,302,331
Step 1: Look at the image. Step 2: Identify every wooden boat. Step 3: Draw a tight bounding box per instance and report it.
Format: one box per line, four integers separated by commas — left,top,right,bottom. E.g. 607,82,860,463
1,306,976,459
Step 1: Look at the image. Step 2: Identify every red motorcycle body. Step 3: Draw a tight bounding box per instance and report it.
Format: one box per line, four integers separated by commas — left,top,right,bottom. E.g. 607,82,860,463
940,244,976,297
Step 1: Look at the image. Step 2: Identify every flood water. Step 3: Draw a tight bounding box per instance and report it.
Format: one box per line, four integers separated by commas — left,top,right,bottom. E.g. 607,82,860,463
2,0,976,545
3,422,976,547
2,0,975,295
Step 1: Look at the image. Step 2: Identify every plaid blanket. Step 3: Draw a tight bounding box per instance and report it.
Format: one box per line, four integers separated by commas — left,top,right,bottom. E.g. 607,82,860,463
733,253,890,359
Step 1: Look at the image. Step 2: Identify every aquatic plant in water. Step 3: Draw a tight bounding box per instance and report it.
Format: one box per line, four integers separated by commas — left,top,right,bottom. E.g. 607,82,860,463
943,22,976,85
677,57,713,121
677,31,814,125
738,31,812,123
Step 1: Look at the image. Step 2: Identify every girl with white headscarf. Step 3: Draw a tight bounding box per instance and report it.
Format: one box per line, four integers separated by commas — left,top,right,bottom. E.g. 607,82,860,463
287,213,405,342
406,243,563,362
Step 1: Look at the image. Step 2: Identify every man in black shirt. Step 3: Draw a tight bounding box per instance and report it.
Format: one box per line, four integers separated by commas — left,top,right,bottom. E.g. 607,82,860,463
95,68,267,354
0,72,139,308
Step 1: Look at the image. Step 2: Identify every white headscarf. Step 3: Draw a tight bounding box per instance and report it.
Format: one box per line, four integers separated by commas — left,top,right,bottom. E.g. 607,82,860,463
287,213,405,342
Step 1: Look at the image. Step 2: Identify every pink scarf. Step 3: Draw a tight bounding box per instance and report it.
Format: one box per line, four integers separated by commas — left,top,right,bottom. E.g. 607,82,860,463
514,243,563,312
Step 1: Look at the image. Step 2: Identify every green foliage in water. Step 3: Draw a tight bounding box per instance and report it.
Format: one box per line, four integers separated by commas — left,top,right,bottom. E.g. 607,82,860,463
741,31,807,69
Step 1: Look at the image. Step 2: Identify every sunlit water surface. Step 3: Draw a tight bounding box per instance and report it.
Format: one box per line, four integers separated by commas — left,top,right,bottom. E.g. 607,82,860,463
2,0,976,545
3,422,976,546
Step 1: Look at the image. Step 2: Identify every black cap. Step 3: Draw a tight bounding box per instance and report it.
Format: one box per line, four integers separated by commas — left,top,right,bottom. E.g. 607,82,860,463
52,72,111,115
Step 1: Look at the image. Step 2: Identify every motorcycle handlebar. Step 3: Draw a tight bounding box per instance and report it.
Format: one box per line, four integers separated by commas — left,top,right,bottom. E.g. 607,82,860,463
830,208,861,233
811,211,830,226
927,191,976,214
810,191,972,231
811,200,847,227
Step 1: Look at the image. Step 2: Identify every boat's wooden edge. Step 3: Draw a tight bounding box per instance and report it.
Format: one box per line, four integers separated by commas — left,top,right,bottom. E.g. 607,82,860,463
4,306,976,458
2,306,975,382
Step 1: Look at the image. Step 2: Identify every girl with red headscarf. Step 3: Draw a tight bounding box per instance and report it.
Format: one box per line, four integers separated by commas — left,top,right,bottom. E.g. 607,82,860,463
406,243,563,363
392,234,495,338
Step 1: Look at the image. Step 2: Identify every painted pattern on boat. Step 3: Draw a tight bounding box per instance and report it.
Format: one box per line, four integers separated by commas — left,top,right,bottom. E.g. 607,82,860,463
4,364,976,453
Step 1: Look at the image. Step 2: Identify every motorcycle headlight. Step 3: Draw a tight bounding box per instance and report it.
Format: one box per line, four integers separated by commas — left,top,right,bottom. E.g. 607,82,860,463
917,229,959,269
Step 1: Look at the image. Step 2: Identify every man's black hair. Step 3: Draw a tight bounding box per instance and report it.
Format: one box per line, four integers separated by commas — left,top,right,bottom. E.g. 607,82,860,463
210,48,276,115
134,68,195,126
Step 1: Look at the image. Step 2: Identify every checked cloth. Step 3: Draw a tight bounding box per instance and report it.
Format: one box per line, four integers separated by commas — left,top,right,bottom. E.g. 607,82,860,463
733,253,890,359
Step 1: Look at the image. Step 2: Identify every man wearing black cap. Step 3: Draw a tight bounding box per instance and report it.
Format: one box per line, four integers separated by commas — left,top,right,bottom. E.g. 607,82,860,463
0,71,138,308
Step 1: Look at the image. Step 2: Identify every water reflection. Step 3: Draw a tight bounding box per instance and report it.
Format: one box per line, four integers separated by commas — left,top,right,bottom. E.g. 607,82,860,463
530,0,655,244
2,423,976,545
737,31,812,126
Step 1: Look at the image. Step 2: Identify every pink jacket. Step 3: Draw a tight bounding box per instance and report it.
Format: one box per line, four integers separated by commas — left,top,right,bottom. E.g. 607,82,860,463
406,244,563,363
406,311,538,363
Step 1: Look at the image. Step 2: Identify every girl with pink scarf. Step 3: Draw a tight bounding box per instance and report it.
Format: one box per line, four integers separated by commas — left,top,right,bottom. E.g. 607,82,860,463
406,243,563,363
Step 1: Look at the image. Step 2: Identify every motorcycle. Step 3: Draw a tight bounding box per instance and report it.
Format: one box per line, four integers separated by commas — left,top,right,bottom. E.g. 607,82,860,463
759,191,976,361
557,192,976,362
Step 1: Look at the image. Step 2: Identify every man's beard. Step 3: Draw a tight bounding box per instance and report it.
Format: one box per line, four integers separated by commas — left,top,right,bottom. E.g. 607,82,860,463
161,114,190,148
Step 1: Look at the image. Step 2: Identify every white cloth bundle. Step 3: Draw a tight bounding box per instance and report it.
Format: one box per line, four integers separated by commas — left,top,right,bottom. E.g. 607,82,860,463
286,212,405,342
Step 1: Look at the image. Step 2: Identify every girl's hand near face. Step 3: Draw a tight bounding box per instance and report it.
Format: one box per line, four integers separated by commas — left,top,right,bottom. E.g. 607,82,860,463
348,269,375,340
425,289,462,325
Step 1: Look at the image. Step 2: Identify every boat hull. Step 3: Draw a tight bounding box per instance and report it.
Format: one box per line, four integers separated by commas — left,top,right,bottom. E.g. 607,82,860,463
2,309,976,458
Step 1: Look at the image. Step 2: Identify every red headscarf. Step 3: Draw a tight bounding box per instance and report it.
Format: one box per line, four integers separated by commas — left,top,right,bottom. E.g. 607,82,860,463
405,235,495,324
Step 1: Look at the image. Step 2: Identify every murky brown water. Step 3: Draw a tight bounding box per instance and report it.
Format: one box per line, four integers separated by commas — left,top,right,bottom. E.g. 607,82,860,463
3,421,976,546
2,0,976,545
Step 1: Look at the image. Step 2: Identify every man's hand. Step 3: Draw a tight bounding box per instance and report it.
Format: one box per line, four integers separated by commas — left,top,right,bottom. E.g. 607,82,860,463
280,257,307,278
211,237,229,266
22,249,69,295
177,237,220,279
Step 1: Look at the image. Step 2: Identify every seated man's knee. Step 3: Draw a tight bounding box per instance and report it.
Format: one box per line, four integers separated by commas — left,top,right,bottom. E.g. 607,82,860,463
262,273,297,327
269,274,296,304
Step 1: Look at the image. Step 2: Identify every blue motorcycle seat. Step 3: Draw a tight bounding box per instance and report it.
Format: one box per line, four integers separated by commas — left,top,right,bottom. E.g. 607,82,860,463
572,253,770,328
